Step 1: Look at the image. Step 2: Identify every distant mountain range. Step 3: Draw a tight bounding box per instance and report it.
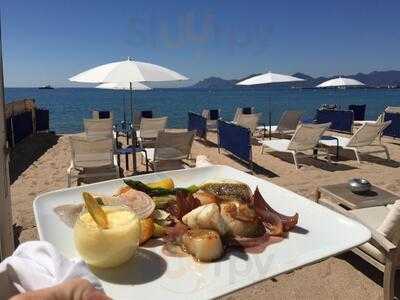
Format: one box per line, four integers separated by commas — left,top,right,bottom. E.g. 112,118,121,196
189,70,400,89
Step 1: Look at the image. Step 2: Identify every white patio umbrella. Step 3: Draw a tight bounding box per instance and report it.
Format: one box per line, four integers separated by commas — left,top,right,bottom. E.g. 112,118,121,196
316,77,365,108
96,82,151,90
237,71,305,138
69,58,188,123
95,82,151,126
316,77,365,88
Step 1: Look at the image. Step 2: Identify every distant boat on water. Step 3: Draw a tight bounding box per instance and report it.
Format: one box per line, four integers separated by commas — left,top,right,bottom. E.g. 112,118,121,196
38,84,54,90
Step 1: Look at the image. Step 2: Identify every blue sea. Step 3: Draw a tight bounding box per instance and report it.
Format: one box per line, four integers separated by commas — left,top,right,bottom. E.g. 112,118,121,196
5,87,400,134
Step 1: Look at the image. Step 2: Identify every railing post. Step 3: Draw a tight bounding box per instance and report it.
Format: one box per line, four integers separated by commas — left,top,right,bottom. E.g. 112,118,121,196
0,18,14,260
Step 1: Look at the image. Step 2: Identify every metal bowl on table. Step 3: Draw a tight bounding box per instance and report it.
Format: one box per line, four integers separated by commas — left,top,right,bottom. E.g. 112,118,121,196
348,178,371,194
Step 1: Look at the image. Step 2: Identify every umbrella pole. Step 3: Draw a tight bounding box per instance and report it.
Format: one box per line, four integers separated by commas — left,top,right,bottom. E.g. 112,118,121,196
269,96,272,140
122,93,126,128
130,82,133,127
129,82,138,173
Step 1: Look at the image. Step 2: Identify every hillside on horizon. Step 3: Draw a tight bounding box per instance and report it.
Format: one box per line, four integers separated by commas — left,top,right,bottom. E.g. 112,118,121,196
190,70,400,89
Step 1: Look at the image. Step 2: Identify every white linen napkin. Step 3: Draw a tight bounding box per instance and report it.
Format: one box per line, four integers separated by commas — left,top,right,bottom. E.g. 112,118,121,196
0,241,102,297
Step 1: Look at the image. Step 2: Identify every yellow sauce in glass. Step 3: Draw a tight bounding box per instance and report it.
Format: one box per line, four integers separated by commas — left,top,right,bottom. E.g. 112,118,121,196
74,206,141,268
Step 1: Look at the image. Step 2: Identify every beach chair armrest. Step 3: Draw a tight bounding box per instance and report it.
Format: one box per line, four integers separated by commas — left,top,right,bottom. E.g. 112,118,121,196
319,198,397,253
113,154,118,167
67,161,74,175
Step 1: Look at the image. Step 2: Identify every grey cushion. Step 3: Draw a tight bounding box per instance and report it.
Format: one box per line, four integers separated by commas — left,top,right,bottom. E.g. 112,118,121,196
351,206,389,229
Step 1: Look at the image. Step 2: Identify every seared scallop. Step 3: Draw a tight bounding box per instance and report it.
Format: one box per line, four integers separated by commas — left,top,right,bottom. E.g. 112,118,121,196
182,229,223,262
220,201,265,237
182,203,228,236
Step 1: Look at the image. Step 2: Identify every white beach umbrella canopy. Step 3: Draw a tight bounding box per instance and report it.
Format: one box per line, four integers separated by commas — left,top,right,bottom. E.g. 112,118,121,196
236,72,304,85
236,71,305,86
69,58,188,124
316,77,365,88
95,82,151,125
236,71,305,139
96,82,151,91
69,58,188,83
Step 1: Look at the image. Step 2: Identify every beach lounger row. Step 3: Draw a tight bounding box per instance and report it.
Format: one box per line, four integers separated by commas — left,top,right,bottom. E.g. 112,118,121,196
67,114,197,186
260,123,332,169
260,120,392,168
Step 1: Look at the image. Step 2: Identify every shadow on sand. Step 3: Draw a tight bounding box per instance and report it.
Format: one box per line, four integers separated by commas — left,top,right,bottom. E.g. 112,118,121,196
223,153,279,178
265,151,357,172
338,251,400,296
195,137,219,148
9,132,60,184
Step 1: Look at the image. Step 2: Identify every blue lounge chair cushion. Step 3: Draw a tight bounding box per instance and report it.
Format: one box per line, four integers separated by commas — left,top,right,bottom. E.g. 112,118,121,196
188,112,207,139
209,109,220,120
141,110,153,118
349,105,366,121
242,107,252,114
98,111,110,119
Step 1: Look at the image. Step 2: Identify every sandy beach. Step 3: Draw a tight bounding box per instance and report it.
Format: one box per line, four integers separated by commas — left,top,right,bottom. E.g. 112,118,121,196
9,130,400,299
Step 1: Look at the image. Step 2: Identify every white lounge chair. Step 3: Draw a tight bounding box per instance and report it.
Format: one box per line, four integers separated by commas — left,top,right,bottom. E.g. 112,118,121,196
385,106,400,113
319,120,391,165
318,198,400,300
202,109,221,130
92,110,114,119
67,136,119,187
256,110,303,137
233,107,255,123
136,117,168,147
354,113,384,127
236,113,261,134
260,123,331,169
83,118,114,139
141,131,195,171
132,111,153,130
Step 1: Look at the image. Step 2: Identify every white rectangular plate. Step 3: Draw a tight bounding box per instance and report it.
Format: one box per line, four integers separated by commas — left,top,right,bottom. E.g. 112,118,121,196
34,165,370,299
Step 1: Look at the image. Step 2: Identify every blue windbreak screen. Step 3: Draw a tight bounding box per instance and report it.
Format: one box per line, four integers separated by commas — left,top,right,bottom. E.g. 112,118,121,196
315,109,354,133
6,117,13,146
36,109,50,131
383,112,400,138
188,112,207,139
12,112,33,144
218,120,251,162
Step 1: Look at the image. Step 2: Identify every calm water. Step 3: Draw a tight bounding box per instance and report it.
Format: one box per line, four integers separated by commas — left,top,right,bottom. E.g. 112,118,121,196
5,87,400,134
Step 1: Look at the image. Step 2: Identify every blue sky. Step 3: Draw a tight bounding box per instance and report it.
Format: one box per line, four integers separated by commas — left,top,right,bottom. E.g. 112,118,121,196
2,0,400,87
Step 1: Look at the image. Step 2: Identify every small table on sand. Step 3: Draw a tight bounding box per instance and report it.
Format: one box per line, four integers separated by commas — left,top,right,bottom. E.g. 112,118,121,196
315,183,400,209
